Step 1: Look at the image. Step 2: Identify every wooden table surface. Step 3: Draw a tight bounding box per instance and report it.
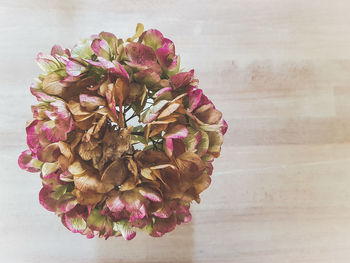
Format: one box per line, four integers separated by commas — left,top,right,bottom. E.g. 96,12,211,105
2,0,350,262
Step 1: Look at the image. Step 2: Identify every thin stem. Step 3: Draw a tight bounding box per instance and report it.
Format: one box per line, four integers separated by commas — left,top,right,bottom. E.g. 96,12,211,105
131,131,144,136
150,137,158,150
124,105,132,113
125,113,137,123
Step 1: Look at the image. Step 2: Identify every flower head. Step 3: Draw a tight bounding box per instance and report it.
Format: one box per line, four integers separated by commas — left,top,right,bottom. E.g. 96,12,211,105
18,23,227,240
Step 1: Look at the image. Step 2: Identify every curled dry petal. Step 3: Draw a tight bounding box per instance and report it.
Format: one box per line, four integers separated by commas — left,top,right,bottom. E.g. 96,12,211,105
74,170,114,194
138,187,162,202
163,125,188,157
91,38,110,59
194,104,222,125
188,88,203,112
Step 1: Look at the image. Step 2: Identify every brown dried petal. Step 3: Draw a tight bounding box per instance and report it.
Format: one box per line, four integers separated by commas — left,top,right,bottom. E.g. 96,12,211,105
74,115,95,130
134,150,169,168
101,158,128,186
78,139,101,161
69,131,83,150
72,189,104,206
126,157,138,180
158,102,180,119
93,114,107,138
42,72,65,96
149,123,168,138
95,107,118,123
68,160,86,175
175,152,206,179
193,172,211,195
126,83,143,103
79,94,106,111
74,170,114,194
140,168,156,181
114,78,129,106
119,177,138,191
67,100,92,117
194,104,222,125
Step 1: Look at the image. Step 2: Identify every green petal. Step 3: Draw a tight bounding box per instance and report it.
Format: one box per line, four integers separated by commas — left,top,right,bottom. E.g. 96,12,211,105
87,208,106,231
41,162,58,176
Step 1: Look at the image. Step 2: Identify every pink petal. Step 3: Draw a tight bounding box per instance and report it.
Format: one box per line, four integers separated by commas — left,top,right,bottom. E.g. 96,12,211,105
79,94,106,110
141,29,164,50
150,216,177,237
106,193,125,213
105,84,119,120
138,188,162,202
175,202,192,223
133,69,160,87
41,121,62,142
51,44,70,57
91,38,109,57
26,119,40,154
188,88,203,112
114,221,136,240
83,59,102,67
59,198,78,213
30,84,55,102
51,100,71,121
197,92,212,108
221,119,228,135
126,42,157,65
18,150,41,172
36,52,59,73
129,204,146,222
163,125,188,157
87,57,129,82
155,87,172,97
63,214,87,234
66,59,86,76
156,46,176,70
39,186,57,212
164,124,188,139
170,70,194,89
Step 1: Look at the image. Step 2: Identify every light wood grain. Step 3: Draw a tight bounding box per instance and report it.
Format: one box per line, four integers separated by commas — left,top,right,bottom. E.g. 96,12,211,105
2,0,350,262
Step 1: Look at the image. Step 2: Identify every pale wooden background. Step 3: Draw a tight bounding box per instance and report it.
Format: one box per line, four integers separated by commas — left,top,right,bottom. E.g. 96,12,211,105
1,0,350,262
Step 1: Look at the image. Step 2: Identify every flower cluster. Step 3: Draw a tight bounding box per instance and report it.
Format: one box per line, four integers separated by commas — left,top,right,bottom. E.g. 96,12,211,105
18,24,227,240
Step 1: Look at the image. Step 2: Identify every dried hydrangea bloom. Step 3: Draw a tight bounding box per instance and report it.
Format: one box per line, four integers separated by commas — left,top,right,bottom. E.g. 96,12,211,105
18,23,227,240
